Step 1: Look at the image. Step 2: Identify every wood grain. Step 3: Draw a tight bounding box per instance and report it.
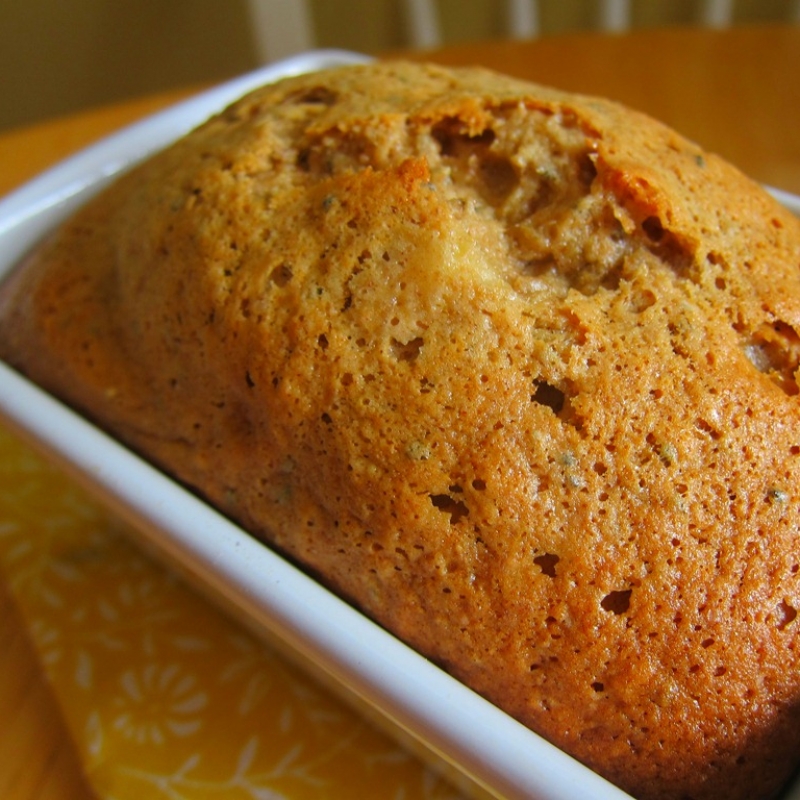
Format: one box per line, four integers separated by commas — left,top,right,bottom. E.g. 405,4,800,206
0,580,94,800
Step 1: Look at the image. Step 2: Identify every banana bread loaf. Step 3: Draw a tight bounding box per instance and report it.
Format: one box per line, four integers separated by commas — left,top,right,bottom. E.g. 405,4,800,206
2,61,800,800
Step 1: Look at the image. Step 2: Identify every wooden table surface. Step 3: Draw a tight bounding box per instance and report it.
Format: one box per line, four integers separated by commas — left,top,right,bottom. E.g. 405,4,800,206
1,22,798,800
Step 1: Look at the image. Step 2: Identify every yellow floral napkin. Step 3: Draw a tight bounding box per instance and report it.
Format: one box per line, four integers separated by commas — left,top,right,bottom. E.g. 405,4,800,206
0,421,468,800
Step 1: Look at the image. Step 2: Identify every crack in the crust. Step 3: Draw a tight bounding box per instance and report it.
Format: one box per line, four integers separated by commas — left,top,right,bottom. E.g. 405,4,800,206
294,96,800,397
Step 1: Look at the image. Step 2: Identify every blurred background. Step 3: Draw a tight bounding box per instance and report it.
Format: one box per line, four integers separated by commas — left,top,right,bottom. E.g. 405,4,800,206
1,0,795,132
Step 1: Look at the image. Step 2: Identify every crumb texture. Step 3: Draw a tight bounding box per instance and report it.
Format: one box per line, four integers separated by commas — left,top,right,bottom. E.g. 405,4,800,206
2,61,800,800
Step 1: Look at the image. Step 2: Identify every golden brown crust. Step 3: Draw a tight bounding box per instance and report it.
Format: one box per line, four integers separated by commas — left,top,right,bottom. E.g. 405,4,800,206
3,61,800,800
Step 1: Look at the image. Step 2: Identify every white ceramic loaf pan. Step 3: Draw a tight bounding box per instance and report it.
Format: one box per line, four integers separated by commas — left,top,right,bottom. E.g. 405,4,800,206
1,51,799,800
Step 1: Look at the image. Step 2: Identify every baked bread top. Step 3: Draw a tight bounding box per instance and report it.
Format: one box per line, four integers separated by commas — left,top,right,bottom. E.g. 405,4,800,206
2,61,800,800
